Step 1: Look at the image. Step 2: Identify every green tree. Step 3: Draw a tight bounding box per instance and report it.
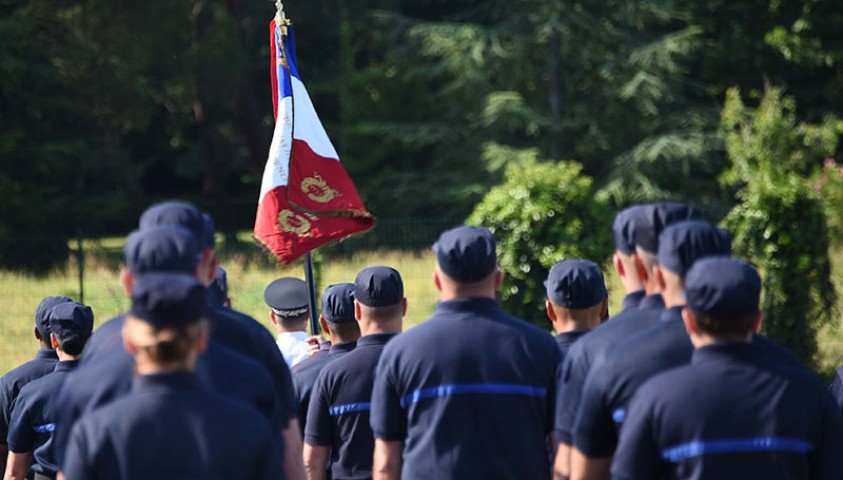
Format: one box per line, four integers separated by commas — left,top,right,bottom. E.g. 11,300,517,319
467,155,613,328
721,87,838,368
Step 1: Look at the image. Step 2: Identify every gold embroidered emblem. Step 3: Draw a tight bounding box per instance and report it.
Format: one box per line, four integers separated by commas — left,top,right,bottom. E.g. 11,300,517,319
301,173,342,203
276,209,312,236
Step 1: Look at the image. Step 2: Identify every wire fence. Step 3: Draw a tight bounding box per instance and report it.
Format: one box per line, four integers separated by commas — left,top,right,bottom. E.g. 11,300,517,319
0,217,463,375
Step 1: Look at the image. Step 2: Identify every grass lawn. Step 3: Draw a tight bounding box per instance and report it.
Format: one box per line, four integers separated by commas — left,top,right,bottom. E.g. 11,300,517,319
2,237,841,380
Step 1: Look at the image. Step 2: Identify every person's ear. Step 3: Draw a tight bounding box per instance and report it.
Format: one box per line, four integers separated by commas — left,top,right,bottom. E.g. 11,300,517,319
50,333,60,350
121,269,134,297
545,299,557,323
613,253,625,278
34,327,42,341
270,311,278,326
600,297,609,321
494,269,503,289
681,307,698,338
653,265,667,292
433,270,443,293
752,311,762,333
354,300,363,321
401,298,408,317
319,316,330,335
633,255,649,284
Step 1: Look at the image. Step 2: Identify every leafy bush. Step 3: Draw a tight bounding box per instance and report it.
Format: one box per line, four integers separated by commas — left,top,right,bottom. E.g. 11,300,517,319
467,152,613,328
721,88,837,367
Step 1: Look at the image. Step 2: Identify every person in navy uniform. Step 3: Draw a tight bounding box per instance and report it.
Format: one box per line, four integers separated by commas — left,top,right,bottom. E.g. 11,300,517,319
52,227,285,477
209,266,231,308
76,201,304,479
5,302,94,480
0,296,72,475
571,221,801,480
612,258,843,480
265,277,313,369
293,283,360,434
305,266,406,480
370,226,561,480
555,202,700,479
61,273,284,480
611,205,647,311
545,259,608,359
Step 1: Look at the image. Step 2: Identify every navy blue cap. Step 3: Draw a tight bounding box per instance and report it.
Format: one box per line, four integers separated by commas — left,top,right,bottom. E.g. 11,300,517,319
124,227,199,275
613,205,646,254
354,266,404,307
35,296,74,336
321,283,356,323
685,257,761,317
657,221,732,277
47,302,94,340
545,260,607,308
264,277,309,313
208,266,228,307
139,201,214,251
130,273,206,328
433,226,497,283
633,202,702,253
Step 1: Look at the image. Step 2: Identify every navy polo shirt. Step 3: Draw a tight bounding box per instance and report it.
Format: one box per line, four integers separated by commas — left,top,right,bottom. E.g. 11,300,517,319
574,306,804,457
293,341,357,431
292,341,332,374
612,343,843,479
0,349,58,445
555,294,664,444
53,342,284,469
7,360,78,475
555,330,589,361
621,290,645,311
370,298,561,479
306,333,398,480
62,371,284,480
82,300,297,423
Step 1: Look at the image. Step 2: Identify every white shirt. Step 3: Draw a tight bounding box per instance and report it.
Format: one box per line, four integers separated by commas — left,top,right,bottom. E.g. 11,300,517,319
276,331,310,368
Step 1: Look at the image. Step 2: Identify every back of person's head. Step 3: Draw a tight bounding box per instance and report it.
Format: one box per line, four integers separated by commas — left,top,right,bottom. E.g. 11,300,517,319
264,277,309,329
657,221,732,280
433,225,498,296
634,202,702,256
124,227,200,275
545,259,606,309
613,205,647,256
354,266,405,321
128,273,207,364
684,257,761,337
321,283,360,338
47,301,95,356
139,200,214,252
34,295,74,343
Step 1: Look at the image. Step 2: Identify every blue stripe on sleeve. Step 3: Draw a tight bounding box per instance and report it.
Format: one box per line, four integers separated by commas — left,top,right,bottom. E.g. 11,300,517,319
400,383,547,408
33,423,55,433
329,403,372,416
661,437,813,462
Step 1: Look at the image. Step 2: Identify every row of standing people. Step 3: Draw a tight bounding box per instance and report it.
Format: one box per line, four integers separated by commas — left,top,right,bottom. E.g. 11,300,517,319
3,199,843,479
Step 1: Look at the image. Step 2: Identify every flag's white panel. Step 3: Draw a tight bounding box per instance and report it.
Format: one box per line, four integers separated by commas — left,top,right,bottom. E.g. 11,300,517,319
259,98,293,201
291,76,340,160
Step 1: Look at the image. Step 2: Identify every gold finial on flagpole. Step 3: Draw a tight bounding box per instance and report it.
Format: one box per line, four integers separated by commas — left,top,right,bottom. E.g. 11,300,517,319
275,1,291,35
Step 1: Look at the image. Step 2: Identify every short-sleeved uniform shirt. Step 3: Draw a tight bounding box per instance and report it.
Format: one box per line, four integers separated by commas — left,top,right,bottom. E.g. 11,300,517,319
574,306,803,457
7,360,78,476
0,349,58,446
306,333,398,480
62,371,284,480
612,343,843,480
621,291,645,311
293,341,356,432
555,294,665,444
555,330,589,361
292,341,332,374
370,298,561,479
52,342,283,469
82,299,297,423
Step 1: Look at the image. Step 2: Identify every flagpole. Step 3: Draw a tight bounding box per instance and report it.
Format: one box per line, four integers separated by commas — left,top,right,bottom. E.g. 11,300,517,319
303,252,320,335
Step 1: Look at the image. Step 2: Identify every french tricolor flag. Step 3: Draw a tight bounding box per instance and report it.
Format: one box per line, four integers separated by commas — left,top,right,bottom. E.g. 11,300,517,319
254,19,374,264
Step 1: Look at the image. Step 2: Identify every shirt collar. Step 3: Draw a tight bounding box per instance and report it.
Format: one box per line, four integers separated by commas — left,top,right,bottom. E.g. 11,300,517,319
659,305,684,323
357,333,399,348
555,330,589,345
319,341,332,351
35,348,58,360
692,342,761,365
638,293,665,310
435,297,501,315
132,371,199,392
622,290,646,310
329,341,357,354
278,331,309,342
54,360,80,372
